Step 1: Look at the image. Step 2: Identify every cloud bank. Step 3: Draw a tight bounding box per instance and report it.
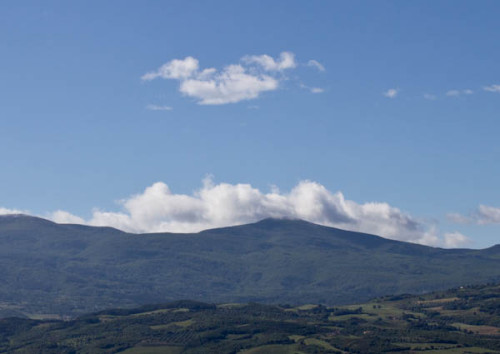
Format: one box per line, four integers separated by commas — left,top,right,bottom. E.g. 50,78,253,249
1,178,456,248
142,52,301,105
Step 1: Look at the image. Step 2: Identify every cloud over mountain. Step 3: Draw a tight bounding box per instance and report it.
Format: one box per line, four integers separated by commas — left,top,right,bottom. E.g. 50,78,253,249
37,178,469,247
0,207,24,215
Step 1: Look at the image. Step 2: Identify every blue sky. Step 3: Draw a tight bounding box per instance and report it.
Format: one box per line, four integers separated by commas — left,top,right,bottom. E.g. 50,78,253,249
1,1,499,247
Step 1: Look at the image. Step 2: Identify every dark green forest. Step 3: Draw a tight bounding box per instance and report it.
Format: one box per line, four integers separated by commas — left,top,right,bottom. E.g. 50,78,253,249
0,215,499,318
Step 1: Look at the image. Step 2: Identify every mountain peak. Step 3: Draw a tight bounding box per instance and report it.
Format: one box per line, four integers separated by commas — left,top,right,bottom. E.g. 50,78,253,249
0,213,57,228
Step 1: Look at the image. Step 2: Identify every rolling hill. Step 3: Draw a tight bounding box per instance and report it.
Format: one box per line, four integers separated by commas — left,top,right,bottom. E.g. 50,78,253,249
0,214,499,318
1,283,499,353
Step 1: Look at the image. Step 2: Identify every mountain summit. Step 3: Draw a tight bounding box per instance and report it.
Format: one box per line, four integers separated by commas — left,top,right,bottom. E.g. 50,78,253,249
0,216,498,317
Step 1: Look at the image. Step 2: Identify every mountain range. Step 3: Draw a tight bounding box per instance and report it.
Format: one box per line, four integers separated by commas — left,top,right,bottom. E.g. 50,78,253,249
0,214,499,318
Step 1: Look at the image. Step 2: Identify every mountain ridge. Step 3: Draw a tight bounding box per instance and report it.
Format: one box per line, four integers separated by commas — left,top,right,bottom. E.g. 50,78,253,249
3,214,498,250
0,214,499,318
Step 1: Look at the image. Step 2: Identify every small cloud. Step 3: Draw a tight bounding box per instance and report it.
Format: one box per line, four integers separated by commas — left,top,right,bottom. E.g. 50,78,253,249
307,59,325,72
423,93,437,100
142,57,199,81
463,89,473,95
146,104,173,111
310,87,324,94
443,232,470,248
446,90,461,97
247,105,259,110
484,84,500,93
242,52,297,72
383,88,398,99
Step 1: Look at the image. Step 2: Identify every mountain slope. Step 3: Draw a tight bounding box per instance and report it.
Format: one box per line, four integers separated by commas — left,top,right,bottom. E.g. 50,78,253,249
0,215,499,317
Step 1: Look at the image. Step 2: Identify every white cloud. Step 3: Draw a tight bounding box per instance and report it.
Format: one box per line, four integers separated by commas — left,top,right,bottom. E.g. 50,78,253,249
463,89,474,95
383,88,398,98
443,232,470,248
142,56,199,81
0,207,24,215
179,64,278,105
142,52,298,105
423,93,437,100
484,84,500,93
31,178,469,247
243,52,296,71
448,205,500,225
307,59,325,72
146,104,173,111
50,210,85,224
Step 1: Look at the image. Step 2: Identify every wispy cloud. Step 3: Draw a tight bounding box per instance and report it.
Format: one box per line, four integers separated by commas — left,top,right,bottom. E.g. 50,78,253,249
307,59,325,72
310,87,324,94
143,52,299,105
484,84,500,93
146,104,173,111
449,205,500,224
383,88,398,98
423,93,437,100
446,89,473,97
300,83,324,94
